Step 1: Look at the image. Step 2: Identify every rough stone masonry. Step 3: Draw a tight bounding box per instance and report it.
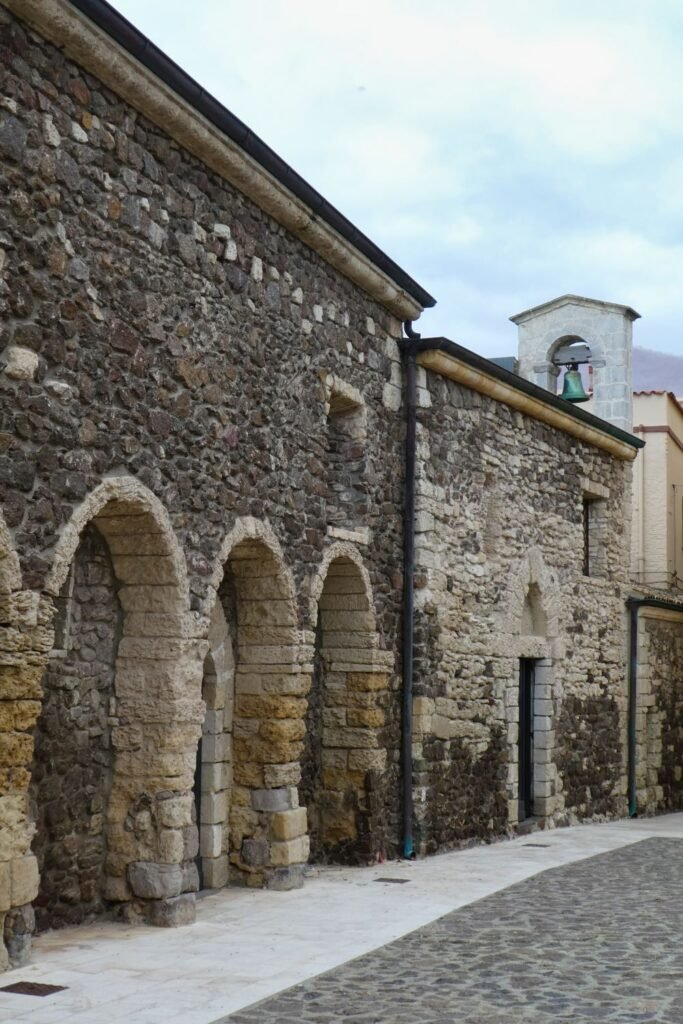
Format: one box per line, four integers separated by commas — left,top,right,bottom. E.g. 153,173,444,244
0,0,651,974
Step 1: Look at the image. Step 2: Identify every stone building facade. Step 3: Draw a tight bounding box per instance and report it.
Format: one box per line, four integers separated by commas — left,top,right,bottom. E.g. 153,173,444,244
0,0,645,972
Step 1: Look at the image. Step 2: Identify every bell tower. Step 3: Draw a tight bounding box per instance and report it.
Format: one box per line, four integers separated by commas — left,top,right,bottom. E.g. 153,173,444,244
511,294,640,433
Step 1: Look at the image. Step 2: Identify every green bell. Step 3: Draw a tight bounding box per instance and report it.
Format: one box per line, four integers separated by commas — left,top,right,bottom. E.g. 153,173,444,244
560,362,589,403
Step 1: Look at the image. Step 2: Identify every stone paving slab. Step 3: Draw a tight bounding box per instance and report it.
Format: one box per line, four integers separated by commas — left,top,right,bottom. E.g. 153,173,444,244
224,838,683,1024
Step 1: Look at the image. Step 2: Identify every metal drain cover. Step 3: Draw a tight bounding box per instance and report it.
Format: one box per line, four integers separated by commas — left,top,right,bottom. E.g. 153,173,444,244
375,877,411,883
0,981,67,997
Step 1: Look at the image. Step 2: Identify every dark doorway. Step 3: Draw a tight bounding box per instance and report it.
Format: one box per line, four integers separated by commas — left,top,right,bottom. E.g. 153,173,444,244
519,658,535,821
193,736,204,890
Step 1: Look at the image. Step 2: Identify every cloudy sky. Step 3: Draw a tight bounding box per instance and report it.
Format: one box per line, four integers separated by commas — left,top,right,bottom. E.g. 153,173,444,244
112,0,683,358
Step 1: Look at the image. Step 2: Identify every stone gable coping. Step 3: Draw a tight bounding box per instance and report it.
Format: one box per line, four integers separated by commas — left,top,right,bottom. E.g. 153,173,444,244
417,341,643,461
4,0,430,321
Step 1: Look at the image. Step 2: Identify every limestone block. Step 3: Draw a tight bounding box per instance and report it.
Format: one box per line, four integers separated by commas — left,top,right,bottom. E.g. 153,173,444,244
202,854,229,889
183,824,199,861
148,893,196,927
10,855,38,907
203,709,224,735
158,829,185,864
200,762,227,793
262,674,312,697
233,736,302,766
319,610,376,632
156,793,193,829
346,708,384,728
10,700,41,732
238,644,298,666
239,626,299,646
348,673,388,692
2,346,39,381
232,761,264,788
235,694,307,720
270,807,307,841
202,733,227,763
324,727,378,749
259,719,305,744
264,762,301,788
128,861,183,899
348,749,387,772
117,585,186,614
117,637,200,660
200,823,223,859
251,787,296,812
200,789,228,825
0,861,10,912
0,732,33,768
269,835,310,867
321,749,349,769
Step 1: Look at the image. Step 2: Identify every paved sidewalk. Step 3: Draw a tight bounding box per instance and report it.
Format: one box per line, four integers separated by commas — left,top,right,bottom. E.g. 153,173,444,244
1,815,682,1024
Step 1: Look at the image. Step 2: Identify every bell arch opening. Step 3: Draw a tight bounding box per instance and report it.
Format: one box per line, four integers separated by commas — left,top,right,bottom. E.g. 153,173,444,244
31,482,203,934
301,552,388,865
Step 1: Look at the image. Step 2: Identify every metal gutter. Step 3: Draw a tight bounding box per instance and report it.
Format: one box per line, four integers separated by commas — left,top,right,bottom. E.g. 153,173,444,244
5,0,435,317
416,337,644,460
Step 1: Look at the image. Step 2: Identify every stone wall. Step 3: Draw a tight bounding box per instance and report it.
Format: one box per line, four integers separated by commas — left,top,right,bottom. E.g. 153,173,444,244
411,371,632,851
0,3,402,964
0,0,641,972
635,611,683,814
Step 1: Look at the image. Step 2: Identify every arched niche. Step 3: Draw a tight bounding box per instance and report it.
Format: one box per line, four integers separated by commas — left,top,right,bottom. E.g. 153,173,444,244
303,544,389,864
32,477,204,935
204,517,308,889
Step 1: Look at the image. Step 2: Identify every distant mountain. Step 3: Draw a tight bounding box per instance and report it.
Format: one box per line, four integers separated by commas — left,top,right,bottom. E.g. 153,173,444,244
633,347,683,394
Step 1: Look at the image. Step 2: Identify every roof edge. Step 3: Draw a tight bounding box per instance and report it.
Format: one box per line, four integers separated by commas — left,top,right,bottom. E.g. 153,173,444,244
416,336,644,461
510,294,640,325
3,0,435,318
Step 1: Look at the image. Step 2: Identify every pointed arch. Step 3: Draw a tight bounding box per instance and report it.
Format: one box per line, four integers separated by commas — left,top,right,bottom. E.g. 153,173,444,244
499,546,560,649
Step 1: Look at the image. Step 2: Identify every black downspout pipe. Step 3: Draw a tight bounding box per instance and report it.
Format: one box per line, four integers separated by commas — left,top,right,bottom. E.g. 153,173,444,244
401,320,420,859
626,594,683,818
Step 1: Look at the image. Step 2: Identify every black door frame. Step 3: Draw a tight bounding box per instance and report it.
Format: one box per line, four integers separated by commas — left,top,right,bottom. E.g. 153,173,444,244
519,658,535,820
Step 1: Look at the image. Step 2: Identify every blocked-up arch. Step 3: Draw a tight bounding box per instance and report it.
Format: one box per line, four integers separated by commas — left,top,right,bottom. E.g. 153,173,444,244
495,546,563,826
499,546,560,654
204,517,308,888
31,476,204,933
302,544,389,864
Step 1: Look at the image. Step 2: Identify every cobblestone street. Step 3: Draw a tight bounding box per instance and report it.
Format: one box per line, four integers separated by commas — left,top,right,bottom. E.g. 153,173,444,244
226,838,683,1024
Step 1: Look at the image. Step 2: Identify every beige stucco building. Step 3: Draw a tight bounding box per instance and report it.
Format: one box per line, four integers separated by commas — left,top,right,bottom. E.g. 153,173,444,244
631,391,683,593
